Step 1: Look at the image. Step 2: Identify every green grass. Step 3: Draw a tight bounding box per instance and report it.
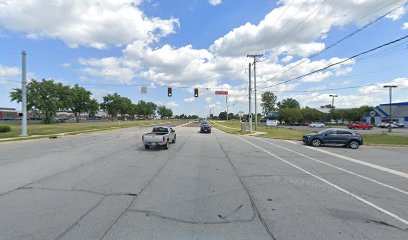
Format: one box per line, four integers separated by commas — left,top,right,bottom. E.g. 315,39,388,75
211,120,408,146
0,119,179,139
364,133,408,146
211,120,312,140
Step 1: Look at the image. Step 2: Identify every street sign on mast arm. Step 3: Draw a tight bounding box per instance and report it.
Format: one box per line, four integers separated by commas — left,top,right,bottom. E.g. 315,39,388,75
215,91,228,95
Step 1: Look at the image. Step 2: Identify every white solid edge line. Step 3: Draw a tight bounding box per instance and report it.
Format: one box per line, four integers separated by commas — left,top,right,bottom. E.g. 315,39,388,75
254,137,408,196
304,145,408,180
238,136,408,226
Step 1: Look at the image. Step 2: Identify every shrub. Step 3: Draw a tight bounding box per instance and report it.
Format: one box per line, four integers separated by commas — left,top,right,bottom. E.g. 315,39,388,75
0,126,11,133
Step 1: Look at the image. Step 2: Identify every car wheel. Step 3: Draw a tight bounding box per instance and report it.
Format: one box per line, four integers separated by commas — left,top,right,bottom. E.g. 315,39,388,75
312,139,322,147
145,145,150,149
349,140,360,149
368,127,373,130
172,135,176,143
354,127,358,130
163,140,169,150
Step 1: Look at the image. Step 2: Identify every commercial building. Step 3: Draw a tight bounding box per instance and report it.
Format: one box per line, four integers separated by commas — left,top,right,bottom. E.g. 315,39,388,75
0,107,18,119
364,102,408,126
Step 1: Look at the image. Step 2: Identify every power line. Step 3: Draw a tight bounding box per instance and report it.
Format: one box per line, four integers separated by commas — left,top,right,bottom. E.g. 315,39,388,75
256,0,408,89
261,34,408,89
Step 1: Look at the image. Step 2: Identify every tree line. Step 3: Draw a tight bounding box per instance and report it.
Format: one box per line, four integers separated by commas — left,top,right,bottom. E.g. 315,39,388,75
10,79,173,123
260,91,373,124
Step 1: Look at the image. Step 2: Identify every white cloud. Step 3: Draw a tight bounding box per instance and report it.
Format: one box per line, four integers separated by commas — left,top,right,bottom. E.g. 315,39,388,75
358,77,408,95
61,63,71,68
386,7,405,21
184,97,195,103
403,22,408,30
0,65,19,84
209,0,222,6
0,0,179,49
281,55,293,63
209,0,404,58
79,57,138,83
166,101,179,108
89,88,113,102
205,97,213,103
302,71,333,83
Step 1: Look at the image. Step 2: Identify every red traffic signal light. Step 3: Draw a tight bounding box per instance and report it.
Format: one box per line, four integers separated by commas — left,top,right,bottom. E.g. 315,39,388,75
168,87,172,97
194,88,198,97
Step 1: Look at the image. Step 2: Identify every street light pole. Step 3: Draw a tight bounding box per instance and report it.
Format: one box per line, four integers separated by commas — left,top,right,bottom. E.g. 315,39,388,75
247,54,263,130
20,51,28,137
248,63,252,134
329,94,338,108
383,85,397,132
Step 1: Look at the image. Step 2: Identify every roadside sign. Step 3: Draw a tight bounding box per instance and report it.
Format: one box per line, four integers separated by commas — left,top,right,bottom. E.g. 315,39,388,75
215,91,228,95
266,119,278,127
369,111,376,117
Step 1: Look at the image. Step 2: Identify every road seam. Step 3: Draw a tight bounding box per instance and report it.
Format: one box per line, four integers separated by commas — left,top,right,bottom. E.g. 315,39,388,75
215,131,277,240
238,136,408,226
304,146,408,179
253,137,408,196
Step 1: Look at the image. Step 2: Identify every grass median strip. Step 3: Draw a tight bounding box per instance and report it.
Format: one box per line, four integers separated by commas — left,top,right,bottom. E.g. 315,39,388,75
0,120,179,141
211,120,408,146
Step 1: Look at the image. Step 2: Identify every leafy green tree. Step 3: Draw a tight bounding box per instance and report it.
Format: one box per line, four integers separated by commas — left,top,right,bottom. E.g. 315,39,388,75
300,107,323,122
100,93,123,120
145,102,158,119
260,91,277,114
10,79,68,124
277,98,300,109
88,99,99,118
218,111,227,120
278,108,303,124
157,106,173,119
117,97,132,120
68,84,94,122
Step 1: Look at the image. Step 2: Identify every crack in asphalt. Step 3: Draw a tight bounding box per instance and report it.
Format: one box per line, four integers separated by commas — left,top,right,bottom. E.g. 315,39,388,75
18,186,139,198
127,207,255,225
97,130,192,240
215,133,277,240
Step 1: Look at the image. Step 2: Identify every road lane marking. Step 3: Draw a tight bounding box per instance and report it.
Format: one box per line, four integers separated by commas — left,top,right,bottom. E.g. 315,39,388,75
304,146,408,180
284,140,298,145
238,136,408,226
254,137,408,196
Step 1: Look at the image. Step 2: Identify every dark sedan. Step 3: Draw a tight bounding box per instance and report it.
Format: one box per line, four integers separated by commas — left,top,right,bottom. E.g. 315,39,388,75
302,128,363,149
200,124,212,133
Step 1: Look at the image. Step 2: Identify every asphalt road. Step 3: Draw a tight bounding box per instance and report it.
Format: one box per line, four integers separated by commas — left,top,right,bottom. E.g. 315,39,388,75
0,123,407,239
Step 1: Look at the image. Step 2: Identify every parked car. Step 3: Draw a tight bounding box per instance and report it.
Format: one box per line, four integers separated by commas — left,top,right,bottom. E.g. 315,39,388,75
200,124,212,133
347,122,373,130
377,122,399,128
142,126,176,150
302,128,363,149
308,122,325,128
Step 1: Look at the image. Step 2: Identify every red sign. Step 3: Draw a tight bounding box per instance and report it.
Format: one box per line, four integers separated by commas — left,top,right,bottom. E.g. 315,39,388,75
215,91,228,95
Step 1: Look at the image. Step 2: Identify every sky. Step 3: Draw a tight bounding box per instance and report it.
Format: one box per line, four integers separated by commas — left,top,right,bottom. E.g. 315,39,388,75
1,0,408,117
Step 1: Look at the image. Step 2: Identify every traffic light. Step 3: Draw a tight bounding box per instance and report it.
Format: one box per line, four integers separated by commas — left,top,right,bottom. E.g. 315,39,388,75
194,88,198,97
168,87,172,97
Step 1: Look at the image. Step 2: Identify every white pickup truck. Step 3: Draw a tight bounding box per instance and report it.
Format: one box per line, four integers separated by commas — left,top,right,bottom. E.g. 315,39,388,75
142,126,176,150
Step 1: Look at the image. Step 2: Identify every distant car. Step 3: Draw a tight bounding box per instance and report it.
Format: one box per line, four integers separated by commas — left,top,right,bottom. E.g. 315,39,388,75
377,122,400,128
194,119,199,123
302,128,363,149
309,122,325,128
347,122,373,130
142,126,176,150
200,124,212,133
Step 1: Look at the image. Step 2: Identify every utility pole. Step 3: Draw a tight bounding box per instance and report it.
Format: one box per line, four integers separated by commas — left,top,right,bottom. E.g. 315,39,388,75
383,85,397,132
20,51,28,137
247,54,263,130
248,63,252,134
226,95,229,121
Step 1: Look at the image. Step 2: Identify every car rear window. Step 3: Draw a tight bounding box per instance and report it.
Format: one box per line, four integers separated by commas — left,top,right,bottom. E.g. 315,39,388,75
152,127,168,133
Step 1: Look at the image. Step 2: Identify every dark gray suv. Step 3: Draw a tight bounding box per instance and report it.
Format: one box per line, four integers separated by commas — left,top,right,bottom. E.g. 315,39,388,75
302,128,364,149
